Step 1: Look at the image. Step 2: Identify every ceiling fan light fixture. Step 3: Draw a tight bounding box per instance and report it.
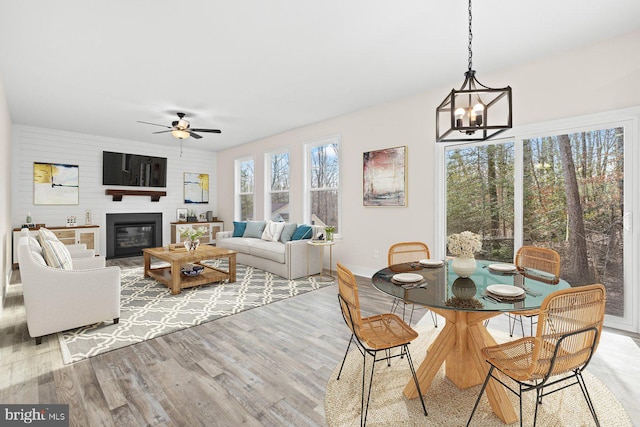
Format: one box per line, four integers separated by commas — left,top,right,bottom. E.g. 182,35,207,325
435,0,512,142
176,119,190,130
171,129,190,139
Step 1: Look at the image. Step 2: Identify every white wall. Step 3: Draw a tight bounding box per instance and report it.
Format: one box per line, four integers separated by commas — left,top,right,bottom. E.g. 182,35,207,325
216,29,640,278
11,125,218,259
0,73,12,315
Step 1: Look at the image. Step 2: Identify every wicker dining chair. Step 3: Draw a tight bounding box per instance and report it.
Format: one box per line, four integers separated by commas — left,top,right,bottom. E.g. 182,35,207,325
387,242,438,327
336,262,427,426
508,246,561,337
467,284,606,427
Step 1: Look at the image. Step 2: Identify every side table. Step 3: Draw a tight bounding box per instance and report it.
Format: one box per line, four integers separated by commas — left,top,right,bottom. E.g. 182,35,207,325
307,240,335,281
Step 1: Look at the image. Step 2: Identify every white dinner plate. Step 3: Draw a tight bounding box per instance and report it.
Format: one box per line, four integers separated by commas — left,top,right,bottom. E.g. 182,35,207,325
392,273,424,283
419,259,444,267
488,263,517,272
487,284,525,297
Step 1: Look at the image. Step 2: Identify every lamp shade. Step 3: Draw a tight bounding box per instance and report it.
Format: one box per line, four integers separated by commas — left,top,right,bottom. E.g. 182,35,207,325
171,129,190,139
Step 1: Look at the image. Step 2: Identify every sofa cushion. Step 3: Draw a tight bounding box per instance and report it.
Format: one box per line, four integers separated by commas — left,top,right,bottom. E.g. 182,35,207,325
261,221,285,242
279,222,297,243
243,220,266,238
249,240,286,264
38,227,59,245
42,239,73,270
217,237,256,253
291,224,313,240
232,221,247,237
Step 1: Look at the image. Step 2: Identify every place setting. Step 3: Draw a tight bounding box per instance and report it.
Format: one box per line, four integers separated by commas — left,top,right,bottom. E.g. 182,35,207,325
391,272,427,288
483,284,526,303
486,262,518,275
419,259,445,268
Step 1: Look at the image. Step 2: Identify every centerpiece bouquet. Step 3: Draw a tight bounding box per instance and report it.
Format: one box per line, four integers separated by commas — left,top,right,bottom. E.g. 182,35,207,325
447,231,482,257
181,227,205,251
447,231,482,278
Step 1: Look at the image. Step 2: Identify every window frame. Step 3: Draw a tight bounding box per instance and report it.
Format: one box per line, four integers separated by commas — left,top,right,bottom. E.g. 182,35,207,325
437,107,640,333
264,149,290,222
234,156,255,221
303,134,341,236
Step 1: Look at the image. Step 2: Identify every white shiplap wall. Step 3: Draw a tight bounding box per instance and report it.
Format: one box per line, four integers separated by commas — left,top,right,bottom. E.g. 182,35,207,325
11,125,218,257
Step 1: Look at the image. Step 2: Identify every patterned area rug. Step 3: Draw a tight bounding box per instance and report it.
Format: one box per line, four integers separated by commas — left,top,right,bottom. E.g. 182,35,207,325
324,324,632,426
58,260,333,364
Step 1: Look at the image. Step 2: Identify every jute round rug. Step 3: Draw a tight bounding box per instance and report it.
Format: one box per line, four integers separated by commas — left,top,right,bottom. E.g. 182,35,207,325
325,325,632,426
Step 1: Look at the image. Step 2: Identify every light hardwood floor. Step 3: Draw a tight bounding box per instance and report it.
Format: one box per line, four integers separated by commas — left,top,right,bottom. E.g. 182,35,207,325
2,257,639,426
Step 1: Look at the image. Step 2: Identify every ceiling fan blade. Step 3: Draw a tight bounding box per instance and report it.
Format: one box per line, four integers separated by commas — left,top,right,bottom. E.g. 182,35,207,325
189,132,203,139
137,120,171,129
152,130,172,134
191,128,222,134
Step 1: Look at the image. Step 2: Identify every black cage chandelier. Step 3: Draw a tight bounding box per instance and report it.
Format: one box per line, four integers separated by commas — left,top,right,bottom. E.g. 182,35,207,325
436,0,512,142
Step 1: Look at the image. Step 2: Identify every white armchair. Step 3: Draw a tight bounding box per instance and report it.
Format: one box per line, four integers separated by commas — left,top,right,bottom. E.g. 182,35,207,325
17,236,121,345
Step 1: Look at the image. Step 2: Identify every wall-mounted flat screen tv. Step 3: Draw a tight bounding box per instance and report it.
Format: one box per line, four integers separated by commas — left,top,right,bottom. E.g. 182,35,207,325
103,151,167,187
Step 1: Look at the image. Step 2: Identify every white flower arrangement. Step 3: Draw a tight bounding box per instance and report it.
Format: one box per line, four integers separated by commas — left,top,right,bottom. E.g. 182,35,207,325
447,231,482,256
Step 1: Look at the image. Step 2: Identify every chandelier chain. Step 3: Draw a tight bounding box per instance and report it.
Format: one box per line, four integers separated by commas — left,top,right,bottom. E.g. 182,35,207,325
468,0,473,71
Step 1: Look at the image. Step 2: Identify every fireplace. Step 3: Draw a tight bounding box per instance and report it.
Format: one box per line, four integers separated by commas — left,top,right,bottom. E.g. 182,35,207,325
106,213,162,259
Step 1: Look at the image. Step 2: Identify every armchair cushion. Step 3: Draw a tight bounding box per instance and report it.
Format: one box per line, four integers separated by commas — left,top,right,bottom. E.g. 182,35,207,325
42,239,73,270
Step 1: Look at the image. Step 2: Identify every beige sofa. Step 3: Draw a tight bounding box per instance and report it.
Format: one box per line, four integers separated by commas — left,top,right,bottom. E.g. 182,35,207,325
216,228,322,280
17,236,121,344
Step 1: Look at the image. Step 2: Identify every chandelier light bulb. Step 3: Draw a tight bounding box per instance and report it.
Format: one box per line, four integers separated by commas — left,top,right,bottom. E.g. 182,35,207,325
455,107,466,128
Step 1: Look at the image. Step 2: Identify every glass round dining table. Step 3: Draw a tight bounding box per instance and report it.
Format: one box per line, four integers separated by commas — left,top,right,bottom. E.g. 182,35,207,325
371,259,570,424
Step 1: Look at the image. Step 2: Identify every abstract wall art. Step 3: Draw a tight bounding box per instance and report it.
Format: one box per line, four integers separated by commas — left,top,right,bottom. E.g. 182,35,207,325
184,172,209,204
363,146,407,207
33,162,79,205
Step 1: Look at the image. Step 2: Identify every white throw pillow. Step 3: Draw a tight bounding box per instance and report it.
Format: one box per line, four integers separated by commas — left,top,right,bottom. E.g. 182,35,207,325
261,221,286,242
38,227,59,246
42,239,73,270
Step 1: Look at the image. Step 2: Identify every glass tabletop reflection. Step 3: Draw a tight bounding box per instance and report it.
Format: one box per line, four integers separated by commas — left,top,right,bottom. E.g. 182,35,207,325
371,259,570,312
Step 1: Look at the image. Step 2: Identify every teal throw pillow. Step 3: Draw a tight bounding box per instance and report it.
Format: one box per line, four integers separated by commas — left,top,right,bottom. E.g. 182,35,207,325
243,220,266,238
279,223,298,243
291,224,313,240
233,221,247,237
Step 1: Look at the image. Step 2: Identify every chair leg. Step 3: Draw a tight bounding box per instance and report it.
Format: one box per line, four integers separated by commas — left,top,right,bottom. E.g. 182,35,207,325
337,335,354,380
407,304,415,325
405,345,428,417
576,371,601,427
430,310,438,327
362,353,377,427
467,366,494,426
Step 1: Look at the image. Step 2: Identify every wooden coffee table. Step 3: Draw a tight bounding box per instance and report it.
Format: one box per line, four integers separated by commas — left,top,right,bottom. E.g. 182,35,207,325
143,245,237,295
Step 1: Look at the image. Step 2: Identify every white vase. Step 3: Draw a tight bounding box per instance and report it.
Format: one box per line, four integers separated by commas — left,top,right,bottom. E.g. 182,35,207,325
452,255,476,278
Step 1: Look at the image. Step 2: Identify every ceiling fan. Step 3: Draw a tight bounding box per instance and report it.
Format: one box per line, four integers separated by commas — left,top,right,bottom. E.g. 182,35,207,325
137,112,222,140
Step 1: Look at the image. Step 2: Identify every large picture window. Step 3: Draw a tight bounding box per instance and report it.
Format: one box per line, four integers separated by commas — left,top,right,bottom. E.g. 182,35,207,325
306,136,340,232
445,120,630,323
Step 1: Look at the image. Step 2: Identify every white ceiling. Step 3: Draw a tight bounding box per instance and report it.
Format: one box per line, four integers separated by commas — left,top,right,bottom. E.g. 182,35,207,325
1,1,639,152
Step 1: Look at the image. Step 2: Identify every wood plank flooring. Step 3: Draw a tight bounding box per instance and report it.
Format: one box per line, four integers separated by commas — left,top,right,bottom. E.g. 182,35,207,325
2,257,639,426
1,258,399,426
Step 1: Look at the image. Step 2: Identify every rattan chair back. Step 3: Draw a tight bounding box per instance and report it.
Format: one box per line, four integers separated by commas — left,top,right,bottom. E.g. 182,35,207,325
388,242,430,266
337,262,363,338
515,246,560,283
529,284,606,380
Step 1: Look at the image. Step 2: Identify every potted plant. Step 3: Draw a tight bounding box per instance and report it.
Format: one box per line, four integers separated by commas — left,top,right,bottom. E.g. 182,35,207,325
325,225,336,242
447,231,482,277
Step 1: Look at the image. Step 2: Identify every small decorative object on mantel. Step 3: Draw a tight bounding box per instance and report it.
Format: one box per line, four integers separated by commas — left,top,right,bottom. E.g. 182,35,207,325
66,216,77,227
177,208,188,222
447,231,482,277
186,209,197,223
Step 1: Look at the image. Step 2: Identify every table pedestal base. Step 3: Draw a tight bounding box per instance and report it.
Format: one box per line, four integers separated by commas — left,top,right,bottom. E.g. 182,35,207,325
403,309,518,424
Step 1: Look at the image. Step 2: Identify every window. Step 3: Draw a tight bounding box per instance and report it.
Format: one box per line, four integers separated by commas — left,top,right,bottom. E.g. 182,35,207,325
442,111,635,329
306,136,340,232
235,157,254,220
266,150,290,222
